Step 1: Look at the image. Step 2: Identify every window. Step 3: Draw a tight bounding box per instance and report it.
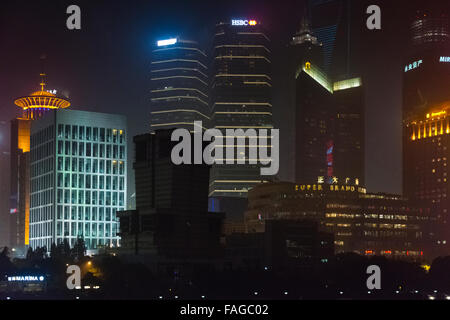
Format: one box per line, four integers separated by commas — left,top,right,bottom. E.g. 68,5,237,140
86,127,92,141
58,124,64,138
100,128,105,142
85,207,91,220
58,141,63,155
93,144,98,157
79,142,84,156
93,128,99,142
86,143,91,157
79,126,85,140
65,125,70,139
72,142,77,156
72,126,78,139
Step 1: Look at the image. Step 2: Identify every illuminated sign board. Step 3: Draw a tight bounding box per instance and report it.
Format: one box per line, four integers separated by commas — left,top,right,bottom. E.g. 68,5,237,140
157,38,177,47
440,56,450,62
231,19,258,26
7,275,45,282
294,184,366,193
404,59,422,72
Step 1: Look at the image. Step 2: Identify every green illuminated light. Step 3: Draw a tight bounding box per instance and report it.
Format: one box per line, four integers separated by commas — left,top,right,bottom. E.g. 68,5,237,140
333,78,362,91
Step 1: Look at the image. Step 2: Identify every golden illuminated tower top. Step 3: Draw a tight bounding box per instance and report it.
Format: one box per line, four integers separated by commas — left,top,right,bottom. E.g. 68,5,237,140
14,73,70,120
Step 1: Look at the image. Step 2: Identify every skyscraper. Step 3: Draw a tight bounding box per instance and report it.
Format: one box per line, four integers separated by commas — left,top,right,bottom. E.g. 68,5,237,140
0,121,10,248
10,75,70,250
295,61,363,185
29,109,127,251
150,38,210,132
209,18,273,201
403,6,450,256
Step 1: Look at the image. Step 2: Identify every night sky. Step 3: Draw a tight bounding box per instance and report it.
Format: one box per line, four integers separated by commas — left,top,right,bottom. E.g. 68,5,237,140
0,0,444,195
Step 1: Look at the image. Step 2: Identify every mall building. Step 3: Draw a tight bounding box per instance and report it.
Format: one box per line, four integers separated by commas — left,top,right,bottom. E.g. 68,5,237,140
244,179,431,260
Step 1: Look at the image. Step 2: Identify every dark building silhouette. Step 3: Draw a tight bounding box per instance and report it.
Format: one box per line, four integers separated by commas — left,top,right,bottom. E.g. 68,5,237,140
118,130,223,260
225,219,334,271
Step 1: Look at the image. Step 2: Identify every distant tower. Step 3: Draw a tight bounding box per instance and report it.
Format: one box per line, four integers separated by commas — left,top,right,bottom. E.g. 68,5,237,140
402,6,450,257
10,73,70,249
291,4,323,70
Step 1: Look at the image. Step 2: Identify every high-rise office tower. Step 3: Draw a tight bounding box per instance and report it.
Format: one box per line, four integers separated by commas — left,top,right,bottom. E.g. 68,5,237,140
288,10,324,182
0,121,10,247
331,78,364,184
403,6,450,256
295,61,363,185
295,63,333,183
150,38,210,132
403,9,450,118
10,75,70,250
209,18,273,202
29,109,127,251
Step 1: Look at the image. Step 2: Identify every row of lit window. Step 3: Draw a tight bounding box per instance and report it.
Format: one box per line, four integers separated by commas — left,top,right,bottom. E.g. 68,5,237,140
55,174,125,190
57,141,125,159
56,189,125,206
57,124,125,144
55,158,125,175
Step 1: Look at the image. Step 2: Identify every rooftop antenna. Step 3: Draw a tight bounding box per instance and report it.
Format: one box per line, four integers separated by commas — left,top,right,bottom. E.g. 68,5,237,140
39,54,47,91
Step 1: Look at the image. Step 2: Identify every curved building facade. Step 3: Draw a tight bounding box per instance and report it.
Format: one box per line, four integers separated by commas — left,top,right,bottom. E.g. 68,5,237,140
150,38,210,132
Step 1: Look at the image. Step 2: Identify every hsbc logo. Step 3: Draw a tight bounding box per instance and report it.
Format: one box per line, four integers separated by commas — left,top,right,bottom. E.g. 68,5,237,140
231,19,258,26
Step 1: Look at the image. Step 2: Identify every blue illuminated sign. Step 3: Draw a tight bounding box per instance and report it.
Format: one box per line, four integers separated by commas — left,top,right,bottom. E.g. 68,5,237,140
157,38,177,47
7,275,45,282
404,59,422,72
440,56,450,62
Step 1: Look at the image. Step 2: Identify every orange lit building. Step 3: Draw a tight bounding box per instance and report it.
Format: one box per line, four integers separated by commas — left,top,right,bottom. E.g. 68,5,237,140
404,103,450,257
9,75,70,250
402,7,450,258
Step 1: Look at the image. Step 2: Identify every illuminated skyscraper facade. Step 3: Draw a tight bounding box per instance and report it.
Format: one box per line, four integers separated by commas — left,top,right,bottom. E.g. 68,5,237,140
403,7,450,256
0,121,10,247
29,110,127,251
209,19,273,199
150,38,210,132
10,76,70,249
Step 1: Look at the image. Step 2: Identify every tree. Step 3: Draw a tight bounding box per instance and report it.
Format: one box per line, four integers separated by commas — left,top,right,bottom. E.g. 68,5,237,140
72,237,86,262
0,247,15,276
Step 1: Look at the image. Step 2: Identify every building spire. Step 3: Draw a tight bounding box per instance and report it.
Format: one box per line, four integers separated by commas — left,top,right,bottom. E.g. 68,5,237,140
291,3,319,45
39,73,46,91
39,54,47,91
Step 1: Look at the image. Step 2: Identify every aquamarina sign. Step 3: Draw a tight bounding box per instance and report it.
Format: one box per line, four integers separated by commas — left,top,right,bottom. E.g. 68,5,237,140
7,275,45,282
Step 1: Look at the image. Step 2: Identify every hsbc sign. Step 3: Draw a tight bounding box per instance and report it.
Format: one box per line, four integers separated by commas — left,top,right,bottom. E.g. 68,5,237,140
231,19,258,26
